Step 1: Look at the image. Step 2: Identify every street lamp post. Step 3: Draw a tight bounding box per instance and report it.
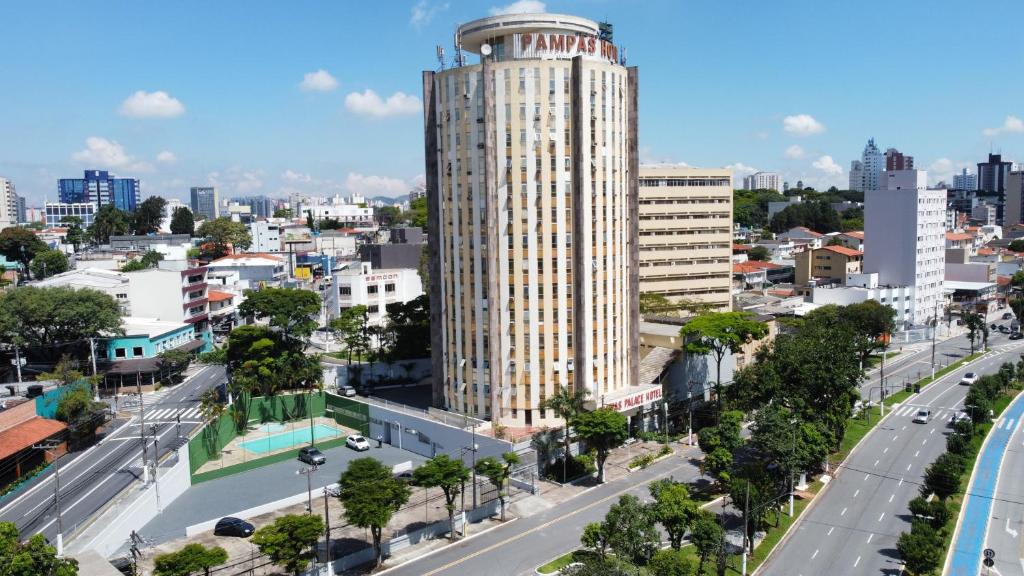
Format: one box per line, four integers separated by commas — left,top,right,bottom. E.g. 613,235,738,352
687,381,697,447
323,486,340,576
789,418,798,518
297,465,318,514
33,443,63,556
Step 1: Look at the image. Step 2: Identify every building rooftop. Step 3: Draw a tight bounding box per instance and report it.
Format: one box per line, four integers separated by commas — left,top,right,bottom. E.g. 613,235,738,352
209,253,283,266
639,347,679,385
733,262,770,274
944,280,996,292
207,290,234,303
820,245,863,257
118,317,191,339
34,268,128,289
0,417,67,461
946,232,974,241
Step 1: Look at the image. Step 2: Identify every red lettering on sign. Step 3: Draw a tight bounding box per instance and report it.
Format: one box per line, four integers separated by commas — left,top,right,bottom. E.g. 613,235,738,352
565,36,576,52
549,34,564,52
536,34,547,50
521,34,532,50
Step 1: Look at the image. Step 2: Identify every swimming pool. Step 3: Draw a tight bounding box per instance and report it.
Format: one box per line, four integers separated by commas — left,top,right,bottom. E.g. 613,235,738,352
239,424,343,454
254,422,286,434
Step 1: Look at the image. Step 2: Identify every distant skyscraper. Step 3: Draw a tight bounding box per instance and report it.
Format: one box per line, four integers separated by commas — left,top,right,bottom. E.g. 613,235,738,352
850,138,883,192
15,195,26,224
952,168,977,191
231,196,274,218
1006,171,1024,229
58,170,140,212
885,148,914,171
848,160,864,191
190,187,219,221
977,153,1013,193
742,171,782,191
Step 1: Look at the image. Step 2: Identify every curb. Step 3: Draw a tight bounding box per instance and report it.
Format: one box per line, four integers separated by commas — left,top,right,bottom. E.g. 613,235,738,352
753,351,987,575
941,388,1024,576
374,517,519,576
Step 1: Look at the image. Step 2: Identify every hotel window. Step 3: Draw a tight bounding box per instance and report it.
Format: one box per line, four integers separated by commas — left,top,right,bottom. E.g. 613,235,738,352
368,285,379,294
385,283,396,293
339,286,351,295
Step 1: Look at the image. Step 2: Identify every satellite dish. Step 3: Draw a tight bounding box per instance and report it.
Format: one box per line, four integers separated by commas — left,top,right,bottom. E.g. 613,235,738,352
480,43,493,56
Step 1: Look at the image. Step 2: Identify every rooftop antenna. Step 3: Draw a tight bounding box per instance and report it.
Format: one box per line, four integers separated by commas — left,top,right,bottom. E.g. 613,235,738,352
436,45,446,71
453,32,464,67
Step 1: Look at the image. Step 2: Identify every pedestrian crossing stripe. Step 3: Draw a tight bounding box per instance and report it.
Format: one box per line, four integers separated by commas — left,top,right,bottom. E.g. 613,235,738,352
139,407,202,421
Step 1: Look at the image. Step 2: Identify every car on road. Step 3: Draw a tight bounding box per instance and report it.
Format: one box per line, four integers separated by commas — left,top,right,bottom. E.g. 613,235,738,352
1012,332,1024,340
1000,325,1010,333
1004,312,1014,320
950,412,971,426
960,372,979,386
214,517,255,538
298,446,326,466
913,409,931,424
340,385,357,397
394,469,414,482
991,323,999,330
346,434,371,451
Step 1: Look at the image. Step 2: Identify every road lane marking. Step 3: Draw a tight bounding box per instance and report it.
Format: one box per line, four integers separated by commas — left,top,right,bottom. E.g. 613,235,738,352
874,460,880,467
892,435,898,442
889,494,895,503
907,463,913,471
902,425,907,430
879,512,885,522
854,556,861,567
864,474,870,482
841,507,847,516
883,447,889,454
867,533,874,543
923,438,928,444
811,549,819,559
930,428,935,435
828,526,835,535
914,450,920,458
853,489,860,498
899,478,903,486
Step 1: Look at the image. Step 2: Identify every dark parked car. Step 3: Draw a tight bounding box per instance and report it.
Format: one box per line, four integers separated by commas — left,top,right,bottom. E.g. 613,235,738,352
298,446,326,466
214,517,255,537
1000,325,1010,333
1011,332,1024,340
991,323,999,330
1004,312,1014,320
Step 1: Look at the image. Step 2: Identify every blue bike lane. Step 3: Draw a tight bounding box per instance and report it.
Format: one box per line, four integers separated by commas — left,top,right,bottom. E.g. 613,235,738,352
949,391,1024,575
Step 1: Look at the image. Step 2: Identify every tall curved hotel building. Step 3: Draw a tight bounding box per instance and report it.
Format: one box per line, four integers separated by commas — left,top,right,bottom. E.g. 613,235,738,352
423,13,639,427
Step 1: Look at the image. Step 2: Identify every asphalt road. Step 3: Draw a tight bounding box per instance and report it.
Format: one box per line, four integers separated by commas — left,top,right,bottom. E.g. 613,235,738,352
758,332,1024,576
0,364,226,545
953,390,1024,575
382,448,705,576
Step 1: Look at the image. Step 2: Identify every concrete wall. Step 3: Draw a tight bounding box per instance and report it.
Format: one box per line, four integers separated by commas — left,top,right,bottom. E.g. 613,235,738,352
946,262,995,283
69,448,191,558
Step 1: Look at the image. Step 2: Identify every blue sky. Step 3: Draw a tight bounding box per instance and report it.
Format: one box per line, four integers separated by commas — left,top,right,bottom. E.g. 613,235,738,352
1,0,1022,204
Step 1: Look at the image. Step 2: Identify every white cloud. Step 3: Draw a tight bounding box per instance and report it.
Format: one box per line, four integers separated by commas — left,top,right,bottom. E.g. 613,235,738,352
410,0,448,27
156,151,177,164
982,115,1024,137
71,137,153,172
784,145,805,159
345,172,412,197
344,90,421,118
724,162,758,177
299,69,339,92
812,155,843,176
926,158,971,185
282,169,313,183
490,0,545,15
207,168,265,195
118,90,185,118
783,114,825,136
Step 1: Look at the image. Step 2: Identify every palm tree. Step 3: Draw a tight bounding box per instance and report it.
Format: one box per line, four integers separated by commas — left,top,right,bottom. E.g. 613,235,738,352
198,388,226,453
530,428,561,477
541,385,591,476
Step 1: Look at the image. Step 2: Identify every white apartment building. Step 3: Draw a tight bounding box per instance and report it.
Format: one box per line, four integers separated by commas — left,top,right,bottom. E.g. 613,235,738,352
0,178,16,229
638,166,732,310
850,138,883,192
296,194,374,230
953,168,977,191
248,221,283,253
160,198,186,233
864,169,945,326
742,171,782,191
424,12,640,426
1006,171,1024,229
335,263,423,325
812,273,916,325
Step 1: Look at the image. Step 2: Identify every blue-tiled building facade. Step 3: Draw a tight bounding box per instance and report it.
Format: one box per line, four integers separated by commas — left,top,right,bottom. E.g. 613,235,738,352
58,170,140,212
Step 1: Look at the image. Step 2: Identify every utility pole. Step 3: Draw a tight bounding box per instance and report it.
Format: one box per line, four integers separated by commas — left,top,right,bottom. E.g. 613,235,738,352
323,487,339,576
742,484,749,576
13,345,23,384
151,424,161,511
298,466,317,514
931,298,939,381
34,443,63,556
89,338,99,401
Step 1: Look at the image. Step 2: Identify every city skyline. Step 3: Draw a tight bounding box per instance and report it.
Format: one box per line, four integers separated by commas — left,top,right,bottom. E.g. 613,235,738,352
2,0,1023,205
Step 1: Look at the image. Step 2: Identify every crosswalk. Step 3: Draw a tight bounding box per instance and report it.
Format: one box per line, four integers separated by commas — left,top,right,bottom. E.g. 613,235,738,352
891,404,963,421
990,342,1024,354
141,406,203,422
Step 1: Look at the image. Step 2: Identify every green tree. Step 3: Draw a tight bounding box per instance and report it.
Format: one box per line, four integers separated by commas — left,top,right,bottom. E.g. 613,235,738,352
121,250,164,271
330,304,371,367
921,453,964,500
648,480,696,550
580,522,608,558
647,548,695,576
474,452,520,521
680,312,768,414
0,521,79,576
412,454,471,540
541,384,590,476
897,522,943,575
29,249,69,279
1009,239,1024,253
251,514,324,575
812,301,896,364
603,494,660,566
133,196,167,235
153,543,228,576
0,286,122,358
729,467,778,553
573,408,627,483
750,405,829,479
273,208,294,218
703,447,734,485
54,386,95,425
158,348,192,382
238,287,321,340
406,196,428,229
908,497,951,530
337,457,412,566
88,204,130,244
384,294,431,360
747,246,771,261
37,355,84,385
169,206,195,236
689,510,722,575
61,216,87,251
639,293,712,317
196,217,251,257
0,227,48,278
963,310,985,355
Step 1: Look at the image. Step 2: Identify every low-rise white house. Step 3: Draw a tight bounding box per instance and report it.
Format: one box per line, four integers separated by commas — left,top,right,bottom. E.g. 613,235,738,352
334,262,423,325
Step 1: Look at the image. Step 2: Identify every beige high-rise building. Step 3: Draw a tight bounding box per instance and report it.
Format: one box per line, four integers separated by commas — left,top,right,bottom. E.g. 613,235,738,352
423,12,639,427
0,178,16,229
638,166,733,311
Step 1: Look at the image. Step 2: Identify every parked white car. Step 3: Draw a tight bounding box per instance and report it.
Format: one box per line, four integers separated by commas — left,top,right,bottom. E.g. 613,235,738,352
346,435,371,451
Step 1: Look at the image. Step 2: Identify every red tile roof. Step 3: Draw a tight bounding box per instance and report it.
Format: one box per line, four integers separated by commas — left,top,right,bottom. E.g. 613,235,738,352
733,244,752,251
946,232,973,241
207,290,234,303
997,276,1012,286
0,418,66,461
977,247,995,256
733,262,769,274
842,231,865,239
791,226,824,238
821,245,863,257
211,253,283,262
